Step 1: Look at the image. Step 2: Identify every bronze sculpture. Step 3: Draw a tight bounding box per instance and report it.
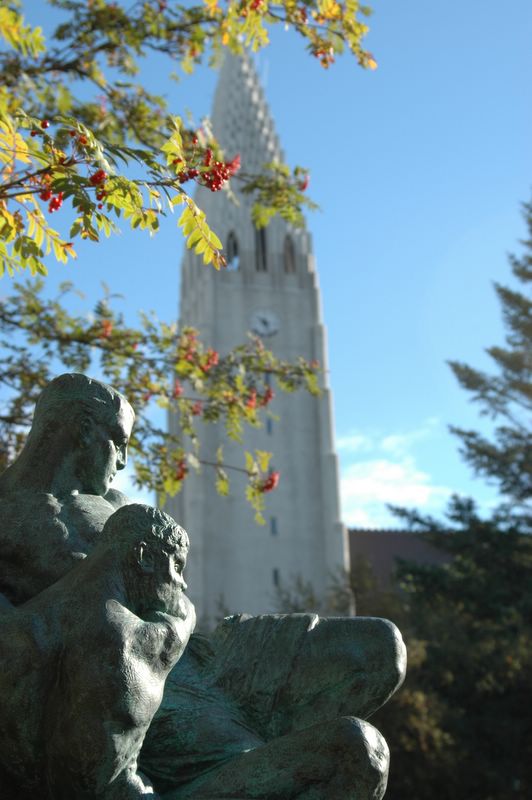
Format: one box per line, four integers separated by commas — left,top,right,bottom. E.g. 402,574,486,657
0,373,406,799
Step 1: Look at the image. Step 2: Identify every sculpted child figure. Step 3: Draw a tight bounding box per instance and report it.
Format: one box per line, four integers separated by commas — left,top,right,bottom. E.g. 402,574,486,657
0,503,195,799
0,374,406,800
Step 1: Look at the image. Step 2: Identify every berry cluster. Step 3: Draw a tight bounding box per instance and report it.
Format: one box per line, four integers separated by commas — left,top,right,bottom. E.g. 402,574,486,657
48,192,64,213
71,131,89,146
260,386,274,406
176,137,241,193
175,459,188,481
99,320,113,339
258,470,280,494
245,385,274,411
314,47,335,68
201,348,219,373
246,388,257,410
89,169,107,185
178,167,199,183
89,169,108,208
31,119,50,136
203,154,241,192
191,400,202,416
36,173,64,213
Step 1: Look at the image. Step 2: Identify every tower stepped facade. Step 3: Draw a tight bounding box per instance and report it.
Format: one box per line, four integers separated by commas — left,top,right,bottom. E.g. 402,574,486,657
167,54,348,622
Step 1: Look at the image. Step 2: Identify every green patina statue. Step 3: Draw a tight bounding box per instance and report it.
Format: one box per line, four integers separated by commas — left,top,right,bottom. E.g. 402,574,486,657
0,373,406,799
0,503,194,798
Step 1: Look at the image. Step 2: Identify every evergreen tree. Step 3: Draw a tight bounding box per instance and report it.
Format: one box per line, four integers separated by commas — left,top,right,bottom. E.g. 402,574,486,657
448,200,532,508
374,202,532,800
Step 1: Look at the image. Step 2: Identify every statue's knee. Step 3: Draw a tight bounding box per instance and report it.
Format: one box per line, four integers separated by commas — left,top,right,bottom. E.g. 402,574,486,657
376,618,407,695
330,717,389,788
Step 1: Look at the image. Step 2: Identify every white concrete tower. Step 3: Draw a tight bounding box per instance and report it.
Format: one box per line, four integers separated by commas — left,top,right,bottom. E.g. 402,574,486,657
167,54,348,622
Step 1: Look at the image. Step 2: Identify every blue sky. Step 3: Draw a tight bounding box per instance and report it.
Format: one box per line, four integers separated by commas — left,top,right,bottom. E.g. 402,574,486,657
19,1,532,526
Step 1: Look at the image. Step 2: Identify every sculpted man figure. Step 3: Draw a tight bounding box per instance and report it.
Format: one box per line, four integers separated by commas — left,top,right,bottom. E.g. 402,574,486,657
0,373,406,800
0,503,195,799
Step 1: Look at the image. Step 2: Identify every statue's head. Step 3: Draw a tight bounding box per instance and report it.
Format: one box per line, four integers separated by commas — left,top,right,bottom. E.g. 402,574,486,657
100,503,189,618
30,373,135,496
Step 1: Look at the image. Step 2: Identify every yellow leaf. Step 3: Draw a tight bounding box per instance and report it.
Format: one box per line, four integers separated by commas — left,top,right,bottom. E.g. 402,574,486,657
255,450,271,472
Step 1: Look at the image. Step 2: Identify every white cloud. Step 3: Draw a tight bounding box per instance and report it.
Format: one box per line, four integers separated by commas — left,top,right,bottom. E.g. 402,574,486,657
379,417,440,456
336,432,374,453
337,419,449,528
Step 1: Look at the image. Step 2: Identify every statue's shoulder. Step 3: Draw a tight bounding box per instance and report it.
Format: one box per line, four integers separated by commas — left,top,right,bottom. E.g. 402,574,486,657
104,488,131,510
0,489,63,530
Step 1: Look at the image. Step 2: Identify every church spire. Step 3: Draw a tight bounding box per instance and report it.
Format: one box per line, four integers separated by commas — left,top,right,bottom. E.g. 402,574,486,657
170,51,348,622
210,53,284,176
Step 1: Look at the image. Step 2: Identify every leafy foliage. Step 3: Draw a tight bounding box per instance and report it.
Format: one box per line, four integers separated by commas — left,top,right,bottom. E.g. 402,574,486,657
0,0,376,276
0,0,374,510
0,279,320,516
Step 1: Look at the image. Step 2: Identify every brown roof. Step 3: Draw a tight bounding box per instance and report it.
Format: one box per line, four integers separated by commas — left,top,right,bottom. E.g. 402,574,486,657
349,528,449,589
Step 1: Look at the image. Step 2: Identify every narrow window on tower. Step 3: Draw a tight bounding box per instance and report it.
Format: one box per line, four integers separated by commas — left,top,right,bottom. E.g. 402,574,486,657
226,231,239,271
284,235,296,274
270,516,278,536
266,418,273,435
255,226,267,271
272,567,280,587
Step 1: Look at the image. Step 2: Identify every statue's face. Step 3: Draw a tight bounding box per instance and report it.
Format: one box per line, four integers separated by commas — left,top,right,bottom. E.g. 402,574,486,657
77,403,134,496
141,541,189,618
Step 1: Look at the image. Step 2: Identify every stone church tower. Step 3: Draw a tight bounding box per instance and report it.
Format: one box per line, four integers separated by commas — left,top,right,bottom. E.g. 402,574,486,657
167,53,348,622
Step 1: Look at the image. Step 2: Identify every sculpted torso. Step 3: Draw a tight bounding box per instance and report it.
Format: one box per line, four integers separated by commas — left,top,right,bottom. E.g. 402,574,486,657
0,488,127,605
0,372,135,606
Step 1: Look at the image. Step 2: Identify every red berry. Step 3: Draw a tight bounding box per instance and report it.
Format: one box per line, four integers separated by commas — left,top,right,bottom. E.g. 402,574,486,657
41,119,50,129
98,203,103,209
260,471,280,493
100,320,113,339
30,130,39,137
226,154,241,176
260,386,275,406
89,169,107,185
48,192,64,213
68,130,76,137
175,459,188,481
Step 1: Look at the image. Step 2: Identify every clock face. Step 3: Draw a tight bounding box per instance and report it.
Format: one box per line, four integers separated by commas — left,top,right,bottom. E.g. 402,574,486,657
249,309,280,337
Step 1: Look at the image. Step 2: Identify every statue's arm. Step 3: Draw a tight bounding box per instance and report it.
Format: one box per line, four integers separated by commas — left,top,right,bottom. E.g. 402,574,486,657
138,597,197,675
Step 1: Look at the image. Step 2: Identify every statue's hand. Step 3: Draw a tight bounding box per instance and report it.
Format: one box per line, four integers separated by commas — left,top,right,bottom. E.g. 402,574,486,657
147,597,196,668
